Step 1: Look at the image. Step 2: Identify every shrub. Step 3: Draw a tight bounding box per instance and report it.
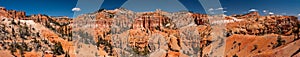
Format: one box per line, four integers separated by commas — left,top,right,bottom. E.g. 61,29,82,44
52,42,65,55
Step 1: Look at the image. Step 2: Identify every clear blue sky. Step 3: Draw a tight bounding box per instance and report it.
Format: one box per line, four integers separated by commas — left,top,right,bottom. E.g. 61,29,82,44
0,0,299,18
0,0,77,17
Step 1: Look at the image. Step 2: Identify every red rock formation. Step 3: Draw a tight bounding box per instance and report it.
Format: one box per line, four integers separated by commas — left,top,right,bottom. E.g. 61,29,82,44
192,13,209,25
233,11,260,19
0,7,299,57
225,34,299,57
133,12,170,31
0,7,9,17
0,7,25,19
224,11,300,57
7,10,26,19
227,12,299,36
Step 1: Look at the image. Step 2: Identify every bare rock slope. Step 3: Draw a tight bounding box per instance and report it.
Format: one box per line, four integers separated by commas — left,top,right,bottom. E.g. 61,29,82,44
0,7,299,57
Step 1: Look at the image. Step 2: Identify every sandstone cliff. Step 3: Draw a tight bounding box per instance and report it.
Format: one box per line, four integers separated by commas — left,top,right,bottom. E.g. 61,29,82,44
0,7,299,57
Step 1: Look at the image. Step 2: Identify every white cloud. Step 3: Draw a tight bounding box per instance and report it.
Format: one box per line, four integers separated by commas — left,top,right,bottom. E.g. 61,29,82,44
216,7,224,10
72,8,81,11
298,14,300,16
263,10,267,13
208,8,214,11
249,9,258,12
223,11,227,13
268,12,274,15
208,7,226,11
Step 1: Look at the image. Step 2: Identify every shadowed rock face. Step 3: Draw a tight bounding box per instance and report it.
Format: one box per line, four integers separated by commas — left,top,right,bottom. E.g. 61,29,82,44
192,14,209,25
0,7,299,57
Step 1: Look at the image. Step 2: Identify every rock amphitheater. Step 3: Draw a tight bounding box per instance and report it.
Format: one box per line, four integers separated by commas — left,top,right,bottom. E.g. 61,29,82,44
0,7,299,57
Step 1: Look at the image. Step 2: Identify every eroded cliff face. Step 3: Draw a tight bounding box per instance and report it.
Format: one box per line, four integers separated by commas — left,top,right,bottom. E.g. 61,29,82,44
73,9,299,57
24,14,72,39
224,11,300,57
0,7,74,57
0,7,26,19
0,7,299,57
71,9,211,57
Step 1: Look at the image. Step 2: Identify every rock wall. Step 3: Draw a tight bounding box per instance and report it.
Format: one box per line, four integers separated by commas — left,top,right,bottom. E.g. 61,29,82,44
0,7,299,57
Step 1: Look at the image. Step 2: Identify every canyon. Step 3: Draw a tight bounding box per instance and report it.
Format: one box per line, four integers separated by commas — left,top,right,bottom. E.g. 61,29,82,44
0,7,299,57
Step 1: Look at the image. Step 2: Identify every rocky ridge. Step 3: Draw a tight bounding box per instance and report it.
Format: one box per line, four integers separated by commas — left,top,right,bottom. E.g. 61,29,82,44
0,7,299,57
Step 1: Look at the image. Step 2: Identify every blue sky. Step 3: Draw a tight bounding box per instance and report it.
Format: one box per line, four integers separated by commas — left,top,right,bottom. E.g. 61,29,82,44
0,0,299,18
0,0,77,17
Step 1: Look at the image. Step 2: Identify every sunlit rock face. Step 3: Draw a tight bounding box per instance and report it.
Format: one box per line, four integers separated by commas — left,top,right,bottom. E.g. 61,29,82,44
192,13,209,25
132,12,171,31
0,7,299,57
7,10,26,19
0,7,25,19
72,9,299,57
224,11,300,57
